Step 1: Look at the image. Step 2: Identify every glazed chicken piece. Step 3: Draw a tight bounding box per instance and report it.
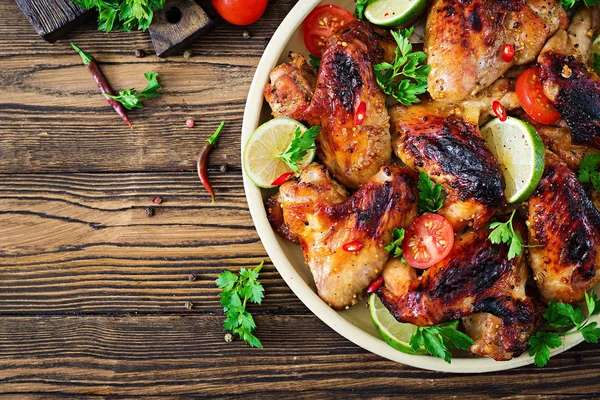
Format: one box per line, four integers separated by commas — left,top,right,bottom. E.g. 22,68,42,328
527,151,600,304
425,0,567,102
378,228,538,360
538,6,600,150
267,163,418,310
263,52,317,121
389,80,514,231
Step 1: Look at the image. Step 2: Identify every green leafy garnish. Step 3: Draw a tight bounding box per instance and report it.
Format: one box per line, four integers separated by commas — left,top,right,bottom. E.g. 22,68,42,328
354,0,378,19
105,72,162,110
309,55,321,70
578,154,600,191
560,0,599,9
417,172,444,213
528,291,600,367
385,228,406,259
488,210,523,260
216,261,265,348
373,27,430,106
72,0,166,32
592,54,600,76
277,126,320,173
409,321,475,364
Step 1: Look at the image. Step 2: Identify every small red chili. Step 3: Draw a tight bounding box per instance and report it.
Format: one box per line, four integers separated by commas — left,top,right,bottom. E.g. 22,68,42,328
197,121,225,203
355,101,367,126
502,44,515,63
342,240,364,253
366,276,384,293
271,172,295,186
492,100,507,122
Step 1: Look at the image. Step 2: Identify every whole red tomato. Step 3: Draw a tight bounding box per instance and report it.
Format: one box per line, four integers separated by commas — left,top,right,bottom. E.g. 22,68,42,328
211,0,268,26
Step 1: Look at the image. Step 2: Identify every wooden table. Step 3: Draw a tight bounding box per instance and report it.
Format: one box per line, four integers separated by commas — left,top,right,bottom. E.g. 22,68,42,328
1,1,599,397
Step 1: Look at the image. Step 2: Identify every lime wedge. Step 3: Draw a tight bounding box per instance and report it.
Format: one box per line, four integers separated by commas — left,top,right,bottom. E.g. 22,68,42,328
590,35,600,69
364,0,427,27
480,116,545,204
243,118,316,188
369,293,426,355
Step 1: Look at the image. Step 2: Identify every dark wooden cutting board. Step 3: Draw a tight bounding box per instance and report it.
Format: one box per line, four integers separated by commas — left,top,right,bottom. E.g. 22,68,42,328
15,0,92,43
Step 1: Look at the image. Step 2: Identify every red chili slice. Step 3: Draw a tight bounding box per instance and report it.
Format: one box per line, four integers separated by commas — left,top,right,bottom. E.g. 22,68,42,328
502,44,515,63
366,276,384,293
355,101,366,126
492,100,507,122
342,240,364,253
271,172,295,186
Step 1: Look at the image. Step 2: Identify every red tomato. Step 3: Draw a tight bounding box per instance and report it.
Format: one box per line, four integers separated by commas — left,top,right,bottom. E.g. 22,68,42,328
516,67,561,124
402,214,454,269
211,0,268,26
303,5,354,57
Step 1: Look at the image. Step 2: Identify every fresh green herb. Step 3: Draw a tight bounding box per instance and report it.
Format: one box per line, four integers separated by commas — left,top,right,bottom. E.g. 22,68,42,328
417,172,444,213
105,72,162,110
309,55,321,70
593,54,600,76
72,0,166,32
560,0,600,9
385,228,406,259
373,27,430,106
488,210,523,260
277,126,320,173
578,154,600,191
216,261,265,348
354,0,378,19
528,291,600,367
409,321,475,364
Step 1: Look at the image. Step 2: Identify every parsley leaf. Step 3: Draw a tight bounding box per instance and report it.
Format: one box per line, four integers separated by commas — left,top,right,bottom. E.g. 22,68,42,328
354,0,378,19
578,154,600,191
216,261,265,348
385,228,406,259
417,172,444,213
73,0,166,32
105,72,162,110
373,27,430,106
277,126,320,173
488,210,523,260
308,55,321,70
593,54,600,76
528,332,562,367
409,321,475,364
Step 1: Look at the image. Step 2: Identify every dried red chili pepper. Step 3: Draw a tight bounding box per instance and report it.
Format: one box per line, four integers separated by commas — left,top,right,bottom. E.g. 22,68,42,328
271,172,295,186
366,276,384,293
71,44,132,127
197,121,225,203
492,100,507,122
342,240,364,253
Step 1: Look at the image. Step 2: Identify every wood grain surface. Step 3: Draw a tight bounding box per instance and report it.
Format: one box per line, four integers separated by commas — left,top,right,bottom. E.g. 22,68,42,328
2,0,600,398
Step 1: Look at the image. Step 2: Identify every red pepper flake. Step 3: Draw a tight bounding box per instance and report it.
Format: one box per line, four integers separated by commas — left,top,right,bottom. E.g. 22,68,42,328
355,101,367,126
366,276,384,293
492,100,507,122
152,196,162,205
384,12,389,17
271,172,295,186
502,44,515,63
342,240,364,253
186,119,195,128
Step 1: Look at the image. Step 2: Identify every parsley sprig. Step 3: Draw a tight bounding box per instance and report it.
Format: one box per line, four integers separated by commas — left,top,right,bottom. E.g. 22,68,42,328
309,55,321,70
105,72,162,110
385,228,406,259
410,321,475,363
528,291,600,367
417,172,444,213
216,261,265,348
277,126,320,173
73,0,166,32
578,154,600,191
354,0,378,19
593,54,600,76
559,0,599,10
374,27,430,106
488,210,523,260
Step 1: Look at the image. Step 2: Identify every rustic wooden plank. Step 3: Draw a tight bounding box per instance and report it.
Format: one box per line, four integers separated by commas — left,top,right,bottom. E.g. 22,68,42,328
0,171,307,314
0,315,598,397
15,0,91,43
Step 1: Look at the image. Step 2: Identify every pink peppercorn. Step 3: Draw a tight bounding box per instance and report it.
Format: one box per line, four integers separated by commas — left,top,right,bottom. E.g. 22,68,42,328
186,119,195,128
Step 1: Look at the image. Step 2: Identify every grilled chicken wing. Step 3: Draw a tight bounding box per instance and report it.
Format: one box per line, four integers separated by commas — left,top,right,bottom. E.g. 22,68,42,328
527,151,600,303
389,80,513,230
538,7,600,149
378,228,537,360
425,0,567,102
267,163,418,310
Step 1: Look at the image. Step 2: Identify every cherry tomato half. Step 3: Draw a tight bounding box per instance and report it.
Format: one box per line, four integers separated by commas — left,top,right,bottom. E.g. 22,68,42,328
402,214,454,269
303,5,354,57
516,67,561,125
211,0,268,26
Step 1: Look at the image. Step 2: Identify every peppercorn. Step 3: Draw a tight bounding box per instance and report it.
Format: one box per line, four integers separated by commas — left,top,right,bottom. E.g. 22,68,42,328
243,31,251,39
224,333,233,342
188,273,197,282
219,164,228,173
184,301,193,310
135,49,146,58
186,118,195,128
183,49,192,59
145,207,154,217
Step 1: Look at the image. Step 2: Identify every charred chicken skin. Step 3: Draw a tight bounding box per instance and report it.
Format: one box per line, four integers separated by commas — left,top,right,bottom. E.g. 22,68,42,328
425,0,567,102
527,151,600,304
378,228,538,360
267,163,418,310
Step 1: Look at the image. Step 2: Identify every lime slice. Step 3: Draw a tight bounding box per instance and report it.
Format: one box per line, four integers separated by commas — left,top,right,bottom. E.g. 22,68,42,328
590,35,600,69
480,116,545,204
243,117,316,188
369,293,426,355
364,0,427,27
